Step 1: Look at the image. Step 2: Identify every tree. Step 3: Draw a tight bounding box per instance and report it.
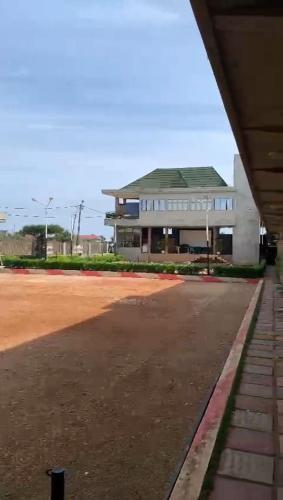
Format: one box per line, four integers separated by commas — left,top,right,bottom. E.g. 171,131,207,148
20,224,71,241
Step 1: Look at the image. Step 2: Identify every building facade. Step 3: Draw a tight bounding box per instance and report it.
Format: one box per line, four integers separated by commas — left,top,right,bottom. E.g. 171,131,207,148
102,155,260,264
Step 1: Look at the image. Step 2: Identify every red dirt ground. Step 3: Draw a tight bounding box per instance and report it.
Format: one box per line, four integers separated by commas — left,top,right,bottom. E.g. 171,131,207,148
0,274,255,499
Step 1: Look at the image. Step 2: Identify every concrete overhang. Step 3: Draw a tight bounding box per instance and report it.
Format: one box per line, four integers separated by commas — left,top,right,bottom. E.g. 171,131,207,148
189,0,283,232
102,187,236,197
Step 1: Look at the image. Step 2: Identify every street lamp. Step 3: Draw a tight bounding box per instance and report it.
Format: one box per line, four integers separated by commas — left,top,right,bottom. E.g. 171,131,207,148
32,197,54,258
205,198,213,275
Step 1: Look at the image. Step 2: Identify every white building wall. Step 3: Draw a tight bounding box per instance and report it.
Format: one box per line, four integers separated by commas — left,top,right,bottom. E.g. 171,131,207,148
140,209,235,228
233,155,260,264
139,188,236,228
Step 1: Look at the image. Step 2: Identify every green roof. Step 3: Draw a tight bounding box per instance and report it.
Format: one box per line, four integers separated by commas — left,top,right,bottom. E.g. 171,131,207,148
121,167,227,190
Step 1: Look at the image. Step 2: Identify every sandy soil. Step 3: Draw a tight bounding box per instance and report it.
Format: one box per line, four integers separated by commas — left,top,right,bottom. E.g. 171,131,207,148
0,274,255,499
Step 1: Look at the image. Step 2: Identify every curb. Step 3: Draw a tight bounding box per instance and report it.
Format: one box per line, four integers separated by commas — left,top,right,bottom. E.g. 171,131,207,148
168,278,263,500
0,267,259,284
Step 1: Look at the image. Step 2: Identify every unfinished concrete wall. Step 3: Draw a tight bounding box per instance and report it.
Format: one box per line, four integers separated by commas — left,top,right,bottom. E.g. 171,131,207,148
117,247,141,261
50,239,107,256
233,155,260,264
0,235,34,255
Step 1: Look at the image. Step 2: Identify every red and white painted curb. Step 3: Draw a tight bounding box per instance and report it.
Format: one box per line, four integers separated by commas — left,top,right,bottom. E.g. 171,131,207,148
168,279,263,500
0,267,259,284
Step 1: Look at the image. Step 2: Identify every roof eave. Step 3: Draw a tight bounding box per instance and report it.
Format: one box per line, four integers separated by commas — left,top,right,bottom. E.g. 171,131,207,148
102,186,236,197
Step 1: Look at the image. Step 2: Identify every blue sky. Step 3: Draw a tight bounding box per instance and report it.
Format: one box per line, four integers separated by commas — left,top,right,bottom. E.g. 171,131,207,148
0,0,237,236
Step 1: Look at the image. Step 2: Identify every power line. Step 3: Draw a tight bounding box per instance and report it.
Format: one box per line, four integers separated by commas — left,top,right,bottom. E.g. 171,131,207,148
84,205,105,215
0,204,106,214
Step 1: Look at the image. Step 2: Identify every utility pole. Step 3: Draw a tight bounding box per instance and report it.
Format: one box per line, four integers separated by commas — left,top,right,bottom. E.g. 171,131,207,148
206,198,212,276
70,211,77,257
76,200,84,247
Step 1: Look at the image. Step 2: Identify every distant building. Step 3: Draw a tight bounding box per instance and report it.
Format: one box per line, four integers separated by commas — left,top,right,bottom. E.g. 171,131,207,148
0,212,6,223
102,155,260,264
47,234,106,257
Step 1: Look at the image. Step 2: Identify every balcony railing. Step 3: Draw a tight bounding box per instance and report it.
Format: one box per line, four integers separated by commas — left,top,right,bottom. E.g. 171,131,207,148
106,202,140,220
105,212,139,220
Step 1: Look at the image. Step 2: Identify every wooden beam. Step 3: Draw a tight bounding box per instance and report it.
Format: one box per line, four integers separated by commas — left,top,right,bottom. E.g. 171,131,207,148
244,126,283,134
258,189,283,193
214,14,283,33
253,168,283,173
189,0,262,215
210,3,283,17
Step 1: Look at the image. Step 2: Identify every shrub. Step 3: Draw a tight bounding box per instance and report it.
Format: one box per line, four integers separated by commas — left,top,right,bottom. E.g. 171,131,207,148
2,256,204,274
1,256,266,278
47,254,125,262
214,260,266,278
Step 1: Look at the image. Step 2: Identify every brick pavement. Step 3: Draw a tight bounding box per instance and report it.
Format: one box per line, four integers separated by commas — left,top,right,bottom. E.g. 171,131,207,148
209,267,283,499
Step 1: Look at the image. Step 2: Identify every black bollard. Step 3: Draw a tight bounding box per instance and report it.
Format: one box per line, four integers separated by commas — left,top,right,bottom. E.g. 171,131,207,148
47,468,65,500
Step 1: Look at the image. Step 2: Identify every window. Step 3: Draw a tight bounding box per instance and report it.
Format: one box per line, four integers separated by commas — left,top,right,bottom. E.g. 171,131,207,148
140,197,234,211
201,199,213,211
177,200,188,211
140,199,146,211
147,200,153,211
190,199,202,211
140,199,154,211
117,227,141,248
214,198,234,211
168,200,183,210
153,199,166,211
168,200,176,211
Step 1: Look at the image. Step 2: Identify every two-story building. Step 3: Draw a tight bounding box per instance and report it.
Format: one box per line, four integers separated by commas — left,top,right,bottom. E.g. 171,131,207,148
102,155,260,264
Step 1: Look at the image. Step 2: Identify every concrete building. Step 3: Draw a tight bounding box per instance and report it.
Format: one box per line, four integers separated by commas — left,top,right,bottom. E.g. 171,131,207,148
0,212,6,224
102,155,260,264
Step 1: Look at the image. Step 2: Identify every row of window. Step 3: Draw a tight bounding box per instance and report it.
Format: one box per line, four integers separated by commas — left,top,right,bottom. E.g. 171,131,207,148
117,227,141,248
140,198,234,212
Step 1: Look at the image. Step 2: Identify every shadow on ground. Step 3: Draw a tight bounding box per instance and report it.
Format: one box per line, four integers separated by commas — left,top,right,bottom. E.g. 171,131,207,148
0,279,254,500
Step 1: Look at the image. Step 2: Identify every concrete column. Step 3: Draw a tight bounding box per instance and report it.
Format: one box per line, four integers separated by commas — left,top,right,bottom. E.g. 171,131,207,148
140,229,143,254
213,227,219,255
165,227,169,254
148,227,152,254
233,155,260,264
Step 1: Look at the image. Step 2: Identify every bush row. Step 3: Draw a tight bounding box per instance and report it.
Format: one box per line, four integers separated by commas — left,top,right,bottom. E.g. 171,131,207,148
47,253,125,262
214,260,266,278
2,256,266,278
2,256,205,274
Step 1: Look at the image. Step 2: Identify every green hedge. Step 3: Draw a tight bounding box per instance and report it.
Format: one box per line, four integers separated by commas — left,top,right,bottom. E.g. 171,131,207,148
214,260,266,278
47,254,125,262
2,256,205,275
1,255,266,278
